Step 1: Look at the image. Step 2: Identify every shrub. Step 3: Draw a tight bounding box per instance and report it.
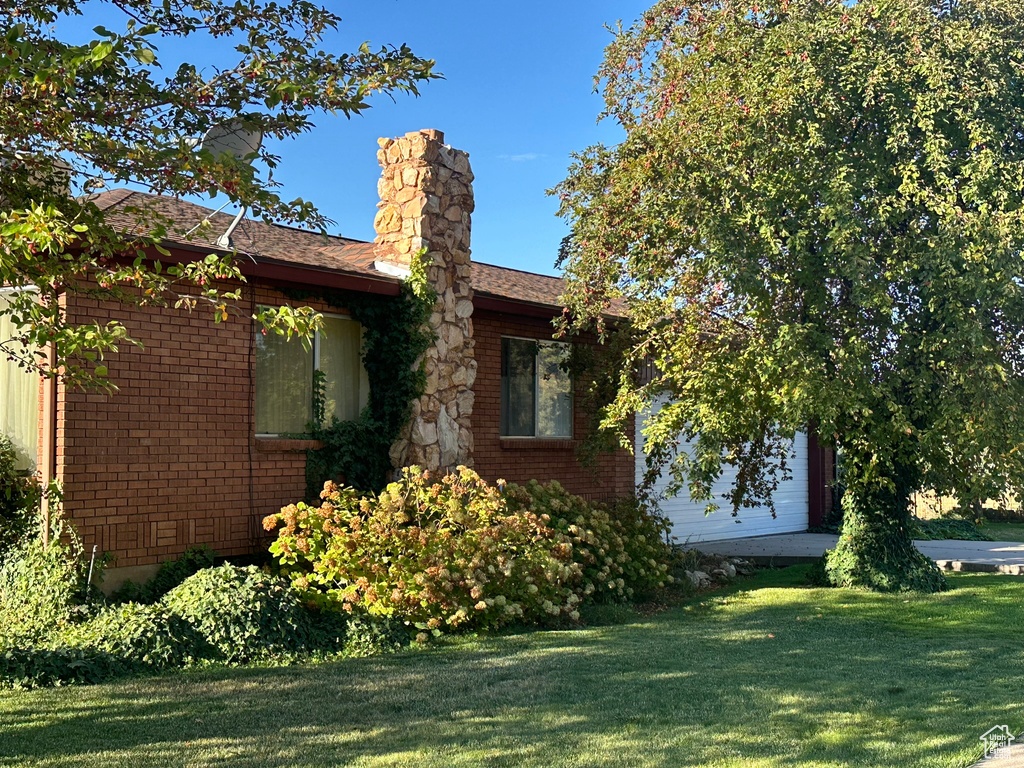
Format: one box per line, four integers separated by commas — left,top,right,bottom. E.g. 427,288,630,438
910,516,990,542
506,481,673,602
343,614,410,657
979,506,1024,524
0,434,41,557
0,646,126,689
264,466,583,632
0,570,357,690
161,564,334,663
1,604,208,689
60,603,208,669
109,545,217,604
0,523,89,645
264,468,677,633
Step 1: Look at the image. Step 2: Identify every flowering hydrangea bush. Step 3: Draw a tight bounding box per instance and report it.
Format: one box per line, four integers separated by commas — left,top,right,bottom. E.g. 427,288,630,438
264,467,582,633
505,480,672,602
264,468,675,634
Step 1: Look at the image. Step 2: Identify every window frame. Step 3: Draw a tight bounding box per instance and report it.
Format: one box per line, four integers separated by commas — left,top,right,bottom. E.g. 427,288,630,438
254,309,364,438
499,334,573,440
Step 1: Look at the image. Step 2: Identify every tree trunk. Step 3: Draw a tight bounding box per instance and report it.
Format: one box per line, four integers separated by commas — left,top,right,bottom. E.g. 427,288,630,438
824,452,946,592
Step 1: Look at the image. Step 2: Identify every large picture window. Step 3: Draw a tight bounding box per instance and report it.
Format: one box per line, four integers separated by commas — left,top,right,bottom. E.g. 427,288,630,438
0,290,38,470
254,313,369,436
500,337,572,438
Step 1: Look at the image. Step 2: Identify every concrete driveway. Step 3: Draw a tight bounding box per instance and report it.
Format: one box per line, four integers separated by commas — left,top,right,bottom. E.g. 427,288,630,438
691,533,1024,574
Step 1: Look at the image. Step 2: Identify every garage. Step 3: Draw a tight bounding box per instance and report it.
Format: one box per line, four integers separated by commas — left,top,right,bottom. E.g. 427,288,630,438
635,406,810,543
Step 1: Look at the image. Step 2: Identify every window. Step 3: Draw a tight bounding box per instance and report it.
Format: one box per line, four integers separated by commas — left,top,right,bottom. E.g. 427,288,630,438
500,337,572,438
0,289,39,470
254,313,369,436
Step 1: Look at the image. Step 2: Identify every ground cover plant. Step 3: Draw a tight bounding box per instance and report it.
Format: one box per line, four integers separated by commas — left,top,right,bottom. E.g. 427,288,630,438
0,568,1018,767
0,531,399,690
0,559,357,689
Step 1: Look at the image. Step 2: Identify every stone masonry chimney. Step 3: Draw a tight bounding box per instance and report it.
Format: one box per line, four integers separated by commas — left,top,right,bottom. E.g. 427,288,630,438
375,130,476,471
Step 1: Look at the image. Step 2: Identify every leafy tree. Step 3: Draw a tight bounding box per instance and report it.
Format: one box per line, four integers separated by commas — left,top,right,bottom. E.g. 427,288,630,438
556,0,1024,591
0,1,435,385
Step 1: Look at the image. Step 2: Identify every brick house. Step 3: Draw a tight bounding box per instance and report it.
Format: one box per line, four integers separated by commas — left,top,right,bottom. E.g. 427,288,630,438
1,129,833,582
1,130,637,583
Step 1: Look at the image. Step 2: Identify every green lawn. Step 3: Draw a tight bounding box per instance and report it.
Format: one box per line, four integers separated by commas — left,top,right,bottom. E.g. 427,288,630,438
978,522,1024,543
1,569,1021,768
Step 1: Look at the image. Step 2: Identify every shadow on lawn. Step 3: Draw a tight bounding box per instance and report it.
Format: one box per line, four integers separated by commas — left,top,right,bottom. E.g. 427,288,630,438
1,575,1018,768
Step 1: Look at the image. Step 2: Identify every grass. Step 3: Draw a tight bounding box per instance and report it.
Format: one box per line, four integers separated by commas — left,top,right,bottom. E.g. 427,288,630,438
1,569,1022,768
978,522,1024,543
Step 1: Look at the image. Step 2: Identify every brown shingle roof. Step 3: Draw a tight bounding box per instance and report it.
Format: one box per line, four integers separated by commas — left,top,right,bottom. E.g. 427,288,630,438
87,189,622,315
88,189,382,282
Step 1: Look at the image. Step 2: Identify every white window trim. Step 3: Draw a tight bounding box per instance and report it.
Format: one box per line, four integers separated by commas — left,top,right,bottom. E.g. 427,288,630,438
254,310,360,439
500,335,573,440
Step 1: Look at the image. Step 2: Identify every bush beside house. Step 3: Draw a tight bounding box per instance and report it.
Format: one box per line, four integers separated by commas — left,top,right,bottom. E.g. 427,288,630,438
263,466,673,638
0,466,681,689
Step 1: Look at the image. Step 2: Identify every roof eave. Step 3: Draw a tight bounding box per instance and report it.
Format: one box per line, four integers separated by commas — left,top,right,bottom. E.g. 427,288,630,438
149,241,402,296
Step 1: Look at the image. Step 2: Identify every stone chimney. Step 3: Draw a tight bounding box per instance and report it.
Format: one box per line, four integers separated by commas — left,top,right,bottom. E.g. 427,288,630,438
375,129,476,471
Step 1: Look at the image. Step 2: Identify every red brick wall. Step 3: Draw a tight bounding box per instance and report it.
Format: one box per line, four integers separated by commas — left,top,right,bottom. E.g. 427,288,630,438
57,281,335,568
472,309,635,501
55,287,636,568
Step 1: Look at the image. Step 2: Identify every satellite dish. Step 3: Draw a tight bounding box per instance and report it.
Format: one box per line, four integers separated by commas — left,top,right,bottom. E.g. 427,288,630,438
196,119,263,162
184,119,263,249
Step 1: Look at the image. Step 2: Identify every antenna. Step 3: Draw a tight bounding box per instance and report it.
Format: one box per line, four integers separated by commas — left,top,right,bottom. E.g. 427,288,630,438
188,119,264,249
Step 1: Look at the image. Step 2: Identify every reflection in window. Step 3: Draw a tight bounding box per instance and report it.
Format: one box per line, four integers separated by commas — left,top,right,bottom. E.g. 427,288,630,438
501,337,572,438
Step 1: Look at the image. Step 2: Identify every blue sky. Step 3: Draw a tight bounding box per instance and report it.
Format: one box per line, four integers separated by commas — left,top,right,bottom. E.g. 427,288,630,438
71,2,651,276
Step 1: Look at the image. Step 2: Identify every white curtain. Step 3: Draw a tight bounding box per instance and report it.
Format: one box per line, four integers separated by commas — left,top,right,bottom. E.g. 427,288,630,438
254,328,314,435
0,292,39,469
254,314,368,435
319,316,368,423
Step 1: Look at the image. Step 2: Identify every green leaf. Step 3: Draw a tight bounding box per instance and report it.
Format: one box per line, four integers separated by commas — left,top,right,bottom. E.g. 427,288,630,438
90,41,114,62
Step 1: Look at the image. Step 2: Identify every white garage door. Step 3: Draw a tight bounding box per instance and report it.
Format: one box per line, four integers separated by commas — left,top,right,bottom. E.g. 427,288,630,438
636,409,809,543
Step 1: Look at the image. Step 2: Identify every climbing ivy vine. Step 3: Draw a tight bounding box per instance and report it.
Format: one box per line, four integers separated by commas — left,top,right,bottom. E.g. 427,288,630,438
286,254,435,496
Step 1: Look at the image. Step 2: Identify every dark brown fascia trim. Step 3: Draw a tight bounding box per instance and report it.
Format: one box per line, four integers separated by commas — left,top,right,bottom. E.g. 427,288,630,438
473,294,560,319
474,293,630,323
140,243,401,297
244,259,400,296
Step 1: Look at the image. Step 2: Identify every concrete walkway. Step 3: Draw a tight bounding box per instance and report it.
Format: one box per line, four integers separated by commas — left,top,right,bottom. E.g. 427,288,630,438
691,533,1024,574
